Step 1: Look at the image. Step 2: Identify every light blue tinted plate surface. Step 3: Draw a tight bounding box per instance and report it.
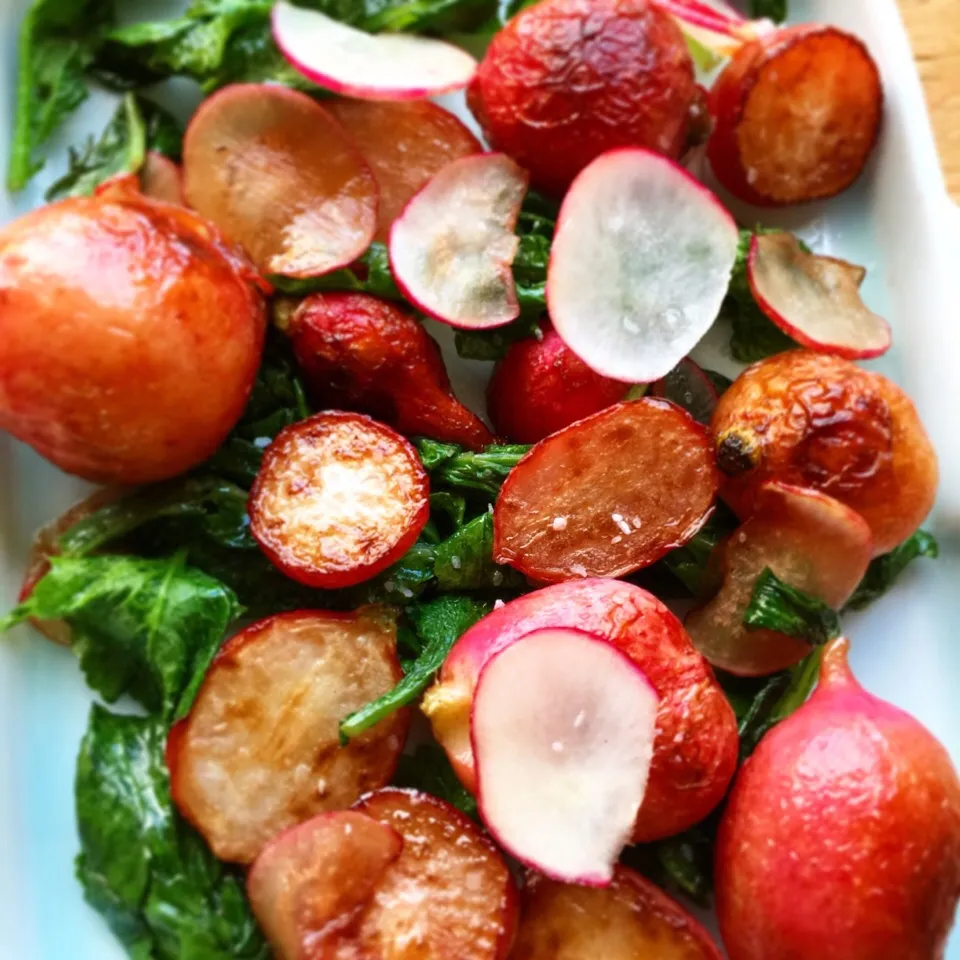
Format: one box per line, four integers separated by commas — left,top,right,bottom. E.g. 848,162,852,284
1,0,959,956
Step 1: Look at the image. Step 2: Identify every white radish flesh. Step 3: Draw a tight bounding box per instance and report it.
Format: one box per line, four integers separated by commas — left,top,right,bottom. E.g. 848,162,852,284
272,1,477,101
472,627,659,886
390,153,528,329
748,232,891,360
547,148,739,383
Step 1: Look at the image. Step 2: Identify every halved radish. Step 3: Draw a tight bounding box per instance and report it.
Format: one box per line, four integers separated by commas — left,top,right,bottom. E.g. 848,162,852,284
511,866,724,960
547,148,739,382
422,579,738,843
353,789,518,958
167,609,409,863
747,232,891,359
327,100,481,241
650,357,719,425
707,25,883,206
139,151,183,205
389,153,528,329
272,1,477,101
249,412,429,589
248,811,404,960
493,399,719,582
685,482,873,677
472,627,659,885
182,84,377,278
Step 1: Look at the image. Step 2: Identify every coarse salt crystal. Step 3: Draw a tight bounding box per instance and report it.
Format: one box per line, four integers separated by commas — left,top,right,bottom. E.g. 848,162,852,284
611,512,632,536
552,516,568,531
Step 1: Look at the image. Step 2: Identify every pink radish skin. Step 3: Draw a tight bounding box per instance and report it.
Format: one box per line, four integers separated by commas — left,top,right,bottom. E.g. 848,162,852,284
471,627,659,886
547,148,739,383
389,153,528,330
747,232,892,360
717,638,960,960
272,1,477,101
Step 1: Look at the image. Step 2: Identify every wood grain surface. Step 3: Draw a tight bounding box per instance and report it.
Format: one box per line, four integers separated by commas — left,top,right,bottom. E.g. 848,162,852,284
900,0,960,200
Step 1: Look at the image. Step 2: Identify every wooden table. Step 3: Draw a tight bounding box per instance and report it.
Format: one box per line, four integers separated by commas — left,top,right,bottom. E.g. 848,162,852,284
900,0,960,200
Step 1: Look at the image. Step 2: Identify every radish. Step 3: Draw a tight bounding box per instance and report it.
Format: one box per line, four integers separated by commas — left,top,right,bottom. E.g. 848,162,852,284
471,627,660,885
655,0,774,61
272,1,477,101
546,148,739,383
747,232,891,359
389,154,528,329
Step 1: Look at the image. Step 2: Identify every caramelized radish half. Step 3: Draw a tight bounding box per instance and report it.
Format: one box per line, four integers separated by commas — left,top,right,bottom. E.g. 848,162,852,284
168,609,409,863
183,84,377,278
747,232,891,359
423,579,738,843
249,412,429,589
493,399,719,582
512,867,724,960
547,148,739,382
353,789,519,959
248,811,404,960
686,482,873,676
472,628,659,884
389,153,528,329
328,99,481,241
272,1,477,100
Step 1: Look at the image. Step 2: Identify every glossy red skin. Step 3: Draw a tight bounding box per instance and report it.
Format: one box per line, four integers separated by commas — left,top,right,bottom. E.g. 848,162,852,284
486,323,627,443
716,639,960,960
427,579,738,842
708,25,882,207
249,412,431,588
468,0,697,197
0,182,266,483
354,788,519,959
289,292,493,451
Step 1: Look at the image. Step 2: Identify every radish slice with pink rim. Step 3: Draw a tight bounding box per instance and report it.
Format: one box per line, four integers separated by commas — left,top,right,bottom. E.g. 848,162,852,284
140,152,183,205
747,232,892,360
471,627,659,886
389,153,528,329
547,148,739,383
657,0,775,59
272,1,477,101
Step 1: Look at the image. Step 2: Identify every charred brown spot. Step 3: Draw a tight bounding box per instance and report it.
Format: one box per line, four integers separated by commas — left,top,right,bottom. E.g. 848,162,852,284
717,431,760,476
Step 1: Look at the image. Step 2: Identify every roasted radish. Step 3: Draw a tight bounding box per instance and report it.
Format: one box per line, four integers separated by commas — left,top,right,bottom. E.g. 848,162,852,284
711,350,938,555
650,357,721,425
512,867,724,959
139,152,183,205
389,153,528,329
467,0,698,196
422,579,738,843
353,788,518,959
472,627,660,883
493,399,719,582
487,322,628,443
272,1,478,101
327,100,481,241
249,412,430,589
288,293,493,451
183,84,378,278
547,149,739,383
708,25,883,206
0,178,266,484
248,811,404,959
747,232,891,359
168,609,409,863
685,482,873,676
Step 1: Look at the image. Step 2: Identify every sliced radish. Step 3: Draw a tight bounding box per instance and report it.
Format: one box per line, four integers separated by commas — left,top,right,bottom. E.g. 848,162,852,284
182,84,377,278
272,1,477,101
472,627,659,886
747,232,891,360
657,0,773,61
547,148,739,383
389,153,528,329
139,152,183,205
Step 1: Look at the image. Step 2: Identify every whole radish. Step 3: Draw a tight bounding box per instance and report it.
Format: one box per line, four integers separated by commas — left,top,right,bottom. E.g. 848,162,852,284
716,638,960,960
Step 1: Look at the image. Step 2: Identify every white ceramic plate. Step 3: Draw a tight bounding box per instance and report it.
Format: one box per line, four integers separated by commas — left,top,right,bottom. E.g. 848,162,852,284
1,0,959,956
